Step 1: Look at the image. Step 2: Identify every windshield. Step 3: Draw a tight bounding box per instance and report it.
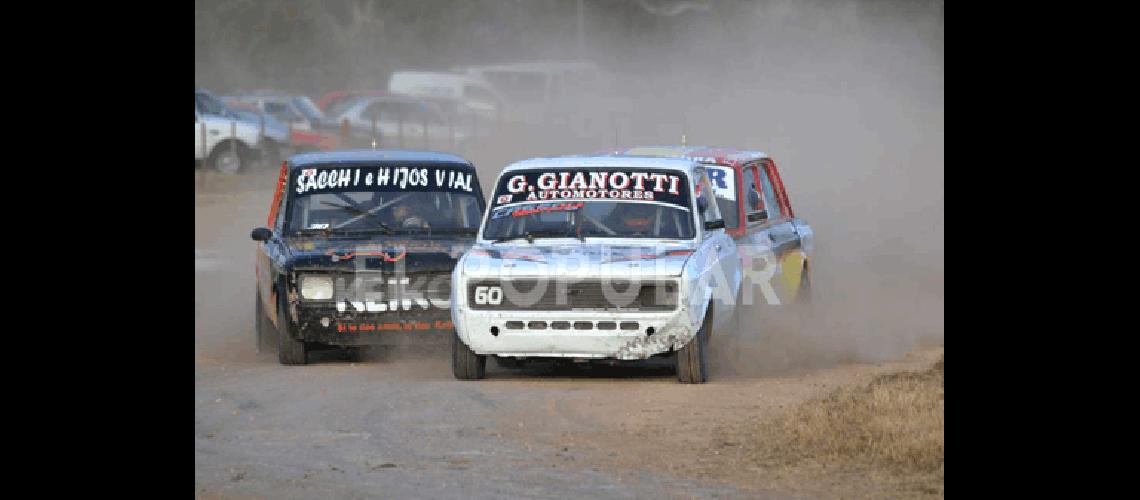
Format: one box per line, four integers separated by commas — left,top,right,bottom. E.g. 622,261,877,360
195,91,231,117
292,96,325,122
286,164,483,235
482,168,694,241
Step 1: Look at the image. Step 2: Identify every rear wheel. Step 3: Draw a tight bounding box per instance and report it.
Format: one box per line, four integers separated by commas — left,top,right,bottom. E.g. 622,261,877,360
209,144,246,175
452,331,486,380
277,294,308,365
676,307,711,384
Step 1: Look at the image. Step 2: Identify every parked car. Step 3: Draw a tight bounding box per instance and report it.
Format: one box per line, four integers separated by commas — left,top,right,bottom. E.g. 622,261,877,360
388,70,505,125
225,93,339,131
223,100,291,167
250,150,487,365
224,95,344,153
330,95,471,149
316,90,390,114
611,146,813,305
195,88,264,174
453,60,608,127
449,155,742,383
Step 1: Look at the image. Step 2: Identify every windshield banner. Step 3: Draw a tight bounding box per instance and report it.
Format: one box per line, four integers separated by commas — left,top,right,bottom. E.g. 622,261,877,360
492,169,690,207
293,165,475,196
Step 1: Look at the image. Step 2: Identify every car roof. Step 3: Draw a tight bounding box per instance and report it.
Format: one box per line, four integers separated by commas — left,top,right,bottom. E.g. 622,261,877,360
500,155,701,176
288,150,473,170
612,146,769,166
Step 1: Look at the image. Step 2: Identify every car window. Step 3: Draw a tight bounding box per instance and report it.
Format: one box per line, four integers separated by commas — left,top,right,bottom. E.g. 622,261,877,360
705,165,739,229
757,163,783,220
696,171,725,233
483,168,694,241
196,92,228,116
292,96,325,122
264,102,301,121
284,165,483,235
327,96,368,119
742,164,764,213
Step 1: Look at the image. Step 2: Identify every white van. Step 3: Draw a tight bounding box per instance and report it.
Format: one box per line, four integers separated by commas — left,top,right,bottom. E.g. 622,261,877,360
387,71,505,123
454,60,612,129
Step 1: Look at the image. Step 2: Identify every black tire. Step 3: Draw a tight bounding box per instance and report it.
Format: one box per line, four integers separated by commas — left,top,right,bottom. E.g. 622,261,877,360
276,293,308,365
208,142,247,175
677,306,711,384
451,331,486,380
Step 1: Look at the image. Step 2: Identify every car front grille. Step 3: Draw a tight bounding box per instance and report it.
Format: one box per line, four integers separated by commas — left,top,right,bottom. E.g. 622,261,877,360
467,279,678,311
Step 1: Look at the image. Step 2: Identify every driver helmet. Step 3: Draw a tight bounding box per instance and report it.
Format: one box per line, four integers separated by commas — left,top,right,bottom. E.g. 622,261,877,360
392,203,429,229
620,203,656,231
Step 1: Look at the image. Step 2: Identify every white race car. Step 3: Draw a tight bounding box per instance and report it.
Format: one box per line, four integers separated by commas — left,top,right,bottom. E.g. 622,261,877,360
450,155,744,383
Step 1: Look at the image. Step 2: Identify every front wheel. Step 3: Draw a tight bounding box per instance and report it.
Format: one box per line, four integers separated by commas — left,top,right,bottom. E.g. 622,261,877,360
208,144,246,175
277,295,308,365
676,308,711,384
452,331,486,380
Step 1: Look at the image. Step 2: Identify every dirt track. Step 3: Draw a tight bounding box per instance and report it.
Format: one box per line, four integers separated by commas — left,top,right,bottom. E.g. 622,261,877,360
195,170,942,498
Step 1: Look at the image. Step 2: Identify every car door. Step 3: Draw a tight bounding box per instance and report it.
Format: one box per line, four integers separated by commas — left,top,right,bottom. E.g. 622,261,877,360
735,162,782,306
694,169,741,331
258,164,291,328
742,160,807,304
765,160,811,300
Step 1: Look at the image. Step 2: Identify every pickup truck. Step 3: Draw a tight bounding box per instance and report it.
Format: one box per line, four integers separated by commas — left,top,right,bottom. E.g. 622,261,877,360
449,155,743,383
195,88,265,174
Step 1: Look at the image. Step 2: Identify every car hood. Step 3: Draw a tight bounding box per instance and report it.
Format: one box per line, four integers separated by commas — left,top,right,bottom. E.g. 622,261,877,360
460,241,694,280
283,235,475,273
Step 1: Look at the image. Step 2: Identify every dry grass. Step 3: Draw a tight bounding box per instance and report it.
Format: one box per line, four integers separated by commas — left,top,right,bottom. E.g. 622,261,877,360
737,354,944,496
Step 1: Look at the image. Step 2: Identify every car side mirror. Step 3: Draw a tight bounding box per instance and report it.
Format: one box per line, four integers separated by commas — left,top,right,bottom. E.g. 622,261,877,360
704,219,725,230
251,227,273,241
747,210,769,222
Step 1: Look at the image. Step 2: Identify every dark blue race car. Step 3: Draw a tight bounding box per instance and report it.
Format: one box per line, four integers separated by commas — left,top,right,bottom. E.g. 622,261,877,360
251,150,486,364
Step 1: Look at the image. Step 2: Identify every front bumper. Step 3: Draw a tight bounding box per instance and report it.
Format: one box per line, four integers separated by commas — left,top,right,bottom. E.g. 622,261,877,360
295,304,453,346
452,306,698,360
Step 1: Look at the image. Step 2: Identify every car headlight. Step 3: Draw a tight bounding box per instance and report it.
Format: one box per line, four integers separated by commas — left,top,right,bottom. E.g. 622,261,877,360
299,275,334,300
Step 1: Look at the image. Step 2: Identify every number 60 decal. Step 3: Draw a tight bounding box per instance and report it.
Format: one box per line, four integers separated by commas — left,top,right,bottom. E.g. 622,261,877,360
474,285,503,305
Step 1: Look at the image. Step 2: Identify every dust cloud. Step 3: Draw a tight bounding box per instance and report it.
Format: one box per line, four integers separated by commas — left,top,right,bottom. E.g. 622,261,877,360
195,0,943,373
